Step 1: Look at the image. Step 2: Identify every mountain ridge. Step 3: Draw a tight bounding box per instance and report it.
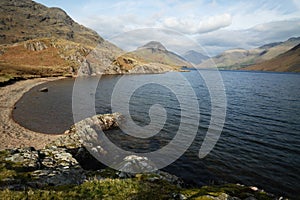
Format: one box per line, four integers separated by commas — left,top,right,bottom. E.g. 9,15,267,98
242,43,300,72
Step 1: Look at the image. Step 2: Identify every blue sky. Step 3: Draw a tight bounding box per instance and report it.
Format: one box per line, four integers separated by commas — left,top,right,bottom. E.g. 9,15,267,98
35,0,300,55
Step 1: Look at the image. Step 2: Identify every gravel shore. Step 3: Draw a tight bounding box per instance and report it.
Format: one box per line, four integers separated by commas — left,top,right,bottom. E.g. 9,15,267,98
0,77,65,150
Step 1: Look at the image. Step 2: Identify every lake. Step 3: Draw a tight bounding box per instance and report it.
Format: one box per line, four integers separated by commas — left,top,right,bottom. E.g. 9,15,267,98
13,70,300,198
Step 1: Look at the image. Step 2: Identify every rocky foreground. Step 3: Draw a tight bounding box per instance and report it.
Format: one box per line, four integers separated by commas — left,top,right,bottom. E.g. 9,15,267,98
0,113,283,199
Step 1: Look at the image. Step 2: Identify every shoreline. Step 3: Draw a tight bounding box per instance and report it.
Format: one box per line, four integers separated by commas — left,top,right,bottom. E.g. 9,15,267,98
0,77,66,150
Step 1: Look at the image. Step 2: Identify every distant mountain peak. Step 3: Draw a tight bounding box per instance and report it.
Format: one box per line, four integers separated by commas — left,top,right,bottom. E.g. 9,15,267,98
138,41,167,51
183,50,209,65
185,50,199,54
287,36,300,42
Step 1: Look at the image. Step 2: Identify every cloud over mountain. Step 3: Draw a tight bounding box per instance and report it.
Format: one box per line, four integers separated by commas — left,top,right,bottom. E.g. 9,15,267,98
36,0,300,55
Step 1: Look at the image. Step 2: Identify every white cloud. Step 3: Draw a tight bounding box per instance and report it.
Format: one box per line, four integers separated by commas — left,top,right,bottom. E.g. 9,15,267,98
196,19,300,55
81,14,143,38
162,13,232,34
293,0,300,9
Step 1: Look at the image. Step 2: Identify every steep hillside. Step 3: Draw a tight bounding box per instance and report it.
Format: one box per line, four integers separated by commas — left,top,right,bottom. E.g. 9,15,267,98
198,37,300,70
243,44,300,72
257,37,300,61
0,36,125,81
0,0,101,46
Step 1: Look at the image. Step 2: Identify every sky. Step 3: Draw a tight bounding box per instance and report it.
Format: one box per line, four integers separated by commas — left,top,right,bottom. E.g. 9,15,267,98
35,0,300,56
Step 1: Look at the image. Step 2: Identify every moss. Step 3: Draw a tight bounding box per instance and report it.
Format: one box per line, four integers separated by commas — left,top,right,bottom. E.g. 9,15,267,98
0,153,180,199
0,74,14,83
0,151,17,181
0,150,34,184
0,150,276,199
192,196,216,200
181,184,274,200
0,168,17,181
85,168,118,180
0,178,180,199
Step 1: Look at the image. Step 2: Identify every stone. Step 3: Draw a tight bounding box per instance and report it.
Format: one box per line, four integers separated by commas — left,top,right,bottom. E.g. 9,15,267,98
39,87,48,92
40,147,79,169
250,186,258,191
25,41,48,51
116,155,157,175
47,112,122,151
29,168,86,187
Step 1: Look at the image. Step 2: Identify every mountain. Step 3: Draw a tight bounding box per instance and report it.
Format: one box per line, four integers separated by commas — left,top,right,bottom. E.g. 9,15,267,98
197,48,258,69
197,37,300,70
117,41,191,72
108,41,191,74
0,0,186,82
243,43,300,72
138,41,167,51
183,50,209,65
0,0,126,81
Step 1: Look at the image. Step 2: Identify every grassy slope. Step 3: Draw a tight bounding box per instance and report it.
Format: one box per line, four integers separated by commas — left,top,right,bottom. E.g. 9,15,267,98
0,181,274,200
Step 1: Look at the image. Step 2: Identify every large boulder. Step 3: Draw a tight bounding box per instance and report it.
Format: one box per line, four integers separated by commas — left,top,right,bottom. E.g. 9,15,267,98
48,112,122,149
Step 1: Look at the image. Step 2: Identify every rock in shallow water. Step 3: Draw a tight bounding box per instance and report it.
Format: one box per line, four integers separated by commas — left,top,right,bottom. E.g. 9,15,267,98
39,87,48,92
48,112,122,149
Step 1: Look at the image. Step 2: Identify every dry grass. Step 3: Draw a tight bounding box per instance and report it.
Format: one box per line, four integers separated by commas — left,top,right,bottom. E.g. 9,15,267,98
0,38,93,82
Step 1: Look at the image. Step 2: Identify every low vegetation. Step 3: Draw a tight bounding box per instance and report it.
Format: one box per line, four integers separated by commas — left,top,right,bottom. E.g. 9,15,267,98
0,179,275,200
0,149,277,200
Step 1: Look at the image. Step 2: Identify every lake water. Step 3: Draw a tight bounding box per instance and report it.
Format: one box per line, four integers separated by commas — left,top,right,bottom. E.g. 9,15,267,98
13,70,300,198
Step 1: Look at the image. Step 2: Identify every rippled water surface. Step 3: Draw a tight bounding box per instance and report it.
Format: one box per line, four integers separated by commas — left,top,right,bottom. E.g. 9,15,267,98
13,70,300,198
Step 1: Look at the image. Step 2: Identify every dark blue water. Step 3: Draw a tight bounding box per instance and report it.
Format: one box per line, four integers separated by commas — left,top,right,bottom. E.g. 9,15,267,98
13,70,300,198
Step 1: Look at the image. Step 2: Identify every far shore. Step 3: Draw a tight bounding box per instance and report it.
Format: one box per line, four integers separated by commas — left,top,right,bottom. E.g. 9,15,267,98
0,77,66,150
